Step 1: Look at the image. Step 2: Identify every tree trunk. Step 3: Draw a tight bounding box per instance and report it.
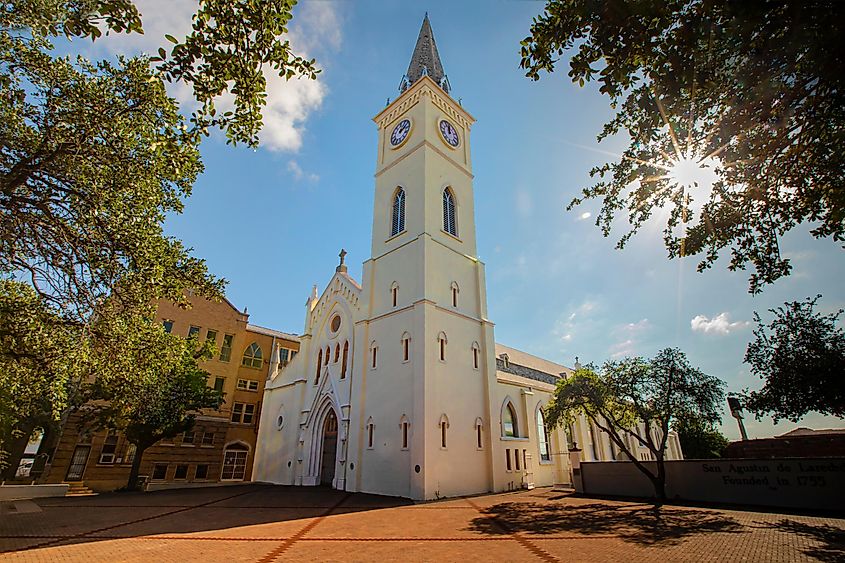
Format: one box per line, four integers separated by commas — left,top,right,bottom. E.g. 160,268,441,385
652,456,667,503
126,444,147,491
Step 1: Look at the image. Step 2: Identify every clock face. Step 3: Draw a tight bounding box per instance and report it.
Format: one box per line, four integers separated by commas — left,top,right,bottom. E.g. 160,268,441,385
390,119,412,148
439,119,460,148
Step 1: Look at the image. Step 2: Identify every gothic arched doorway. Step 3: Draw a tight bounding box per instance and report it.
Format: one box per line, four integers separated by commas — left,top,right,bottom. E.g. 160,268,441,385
320,409,338,486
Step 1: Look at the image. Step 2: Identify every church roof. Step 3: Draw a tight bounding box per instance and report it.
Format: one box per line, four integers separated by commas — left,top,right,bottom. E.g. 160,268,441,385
246,323,300,341
494,343,573,386
402,14,449,94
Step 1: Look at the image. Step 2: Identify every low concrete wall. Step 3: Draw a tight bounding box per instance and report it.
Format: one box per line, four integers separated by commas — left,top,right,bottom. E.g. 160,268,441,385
0,484,69,501
580,458,845,511
145,481,250,492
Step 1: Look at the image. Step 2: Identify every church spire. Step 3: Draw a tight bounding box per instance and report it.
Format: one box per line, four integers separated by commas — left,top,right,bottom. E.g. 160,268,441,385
401,13,450,94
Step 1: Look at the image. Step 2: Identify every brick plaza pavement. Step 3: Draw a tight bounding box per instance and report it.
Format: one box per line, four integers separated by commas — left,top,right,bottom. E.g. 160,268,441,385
1,484,843,562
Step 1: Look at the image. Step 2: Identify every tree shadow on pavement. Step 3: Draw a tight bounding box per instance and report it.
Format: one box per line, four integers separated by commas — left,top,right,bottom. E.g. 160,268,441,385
756,519,845,562
468,500,744,546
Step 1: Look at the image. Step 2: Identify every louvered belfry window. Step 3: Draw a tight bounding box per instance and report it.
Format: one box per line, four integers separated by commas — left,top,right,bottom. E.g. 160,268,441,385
391,188,405,236
443,188,457,236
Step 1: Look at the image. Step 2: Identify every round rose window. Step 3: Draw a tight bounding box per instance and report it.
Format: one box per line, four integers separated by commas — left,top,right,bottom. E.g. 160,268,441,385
330,315,341,332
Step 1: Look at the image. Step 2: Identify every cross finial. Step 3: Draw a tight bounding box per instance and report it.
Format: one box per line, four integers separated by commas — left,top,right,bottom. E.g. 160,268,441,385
336,249,348,273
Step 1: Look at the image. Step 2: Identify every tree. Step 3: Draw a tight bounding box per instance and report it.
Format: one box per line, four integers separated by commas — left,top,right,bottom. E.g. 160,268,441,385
520,1,845,294
0,0,316,471
88,326,223,491
674,416,728,459
545,348,725,500
742,295,845,422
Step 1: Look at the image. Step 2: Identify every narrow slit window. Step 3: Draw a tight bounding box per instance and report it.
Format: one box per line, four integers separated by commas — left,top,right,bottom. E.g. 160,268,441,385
315,349,322,385
473,347,479,369
371,346,378,369
341,341,348,378
392,286,398,307
515,449,521,471
506,449,512,471
441,421,447,448
403,336,410,362
476,424,482,449
439,338,445,361
402,422,409,449
368,422,374,448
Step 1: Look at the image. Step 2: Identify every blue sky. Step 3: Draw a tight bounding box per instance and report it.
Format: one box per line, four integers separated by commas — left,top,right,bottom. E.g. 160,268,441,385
89,1,844,440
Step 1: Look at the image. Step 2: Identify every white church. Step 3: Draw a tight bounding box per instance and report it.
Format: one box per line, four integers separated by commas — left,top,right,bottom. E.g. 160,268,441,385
254,16,683,501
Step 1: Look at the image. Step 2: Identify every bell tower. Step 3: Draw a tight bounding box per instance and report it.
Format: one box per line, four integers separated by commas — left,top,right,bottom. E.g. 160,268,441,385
354,15,496,501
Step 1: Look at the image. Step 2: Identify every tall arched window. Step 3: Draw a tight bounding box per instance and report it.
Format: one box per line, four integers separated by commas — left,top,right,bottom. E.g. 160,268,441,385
334,343,340,363
315,348,322,385
324,345,330,365
401,332,411,362
537,408,551,462
341,340,349,379
391,188,405,236
241,343,263,369
390,281,399,308
442,188,457,236
437,332,447,361
450,281,459,307
503,402,518,437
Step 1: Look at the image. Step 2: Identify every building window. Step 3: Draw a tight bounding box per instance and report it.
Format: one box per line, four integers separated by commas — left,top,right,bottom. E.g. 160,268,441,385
472,343,480,369
341,341,349,379
391,188,405,236
391,282,399,307
162,320,174,333
221,444,249,481
402,333,411,362
443,188,457,236
237,379,259,392
515,449,521,471
195,464,209,480
316,348,322,384
213,377,225,393
503,402,518,437
99,431,118,464
438,332,447,361
334,343,340,362
220,334,234,362
367,418,375,449
476,418,483,449
290,350,298,360
231,403,255,424
451,281,459,307
505,449,512,471
537,409,551,462
242,342,263,369
324,345,330,365
188,325,201,338
182,431,195,446
152,463,168,480
500,353,509,369
202,432,215,446
371,342,378,369
439,414,449,449
279,348,290,365
402,421,410,449
206,329,217,343
174,464,188,480
124,443,136,464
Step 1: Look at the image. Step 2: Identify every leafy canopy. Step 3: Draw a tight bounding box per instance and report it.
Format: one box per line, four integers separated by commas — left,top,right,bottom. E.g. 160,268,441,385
742,296,845,422
674,416,729,459
521,1,845,293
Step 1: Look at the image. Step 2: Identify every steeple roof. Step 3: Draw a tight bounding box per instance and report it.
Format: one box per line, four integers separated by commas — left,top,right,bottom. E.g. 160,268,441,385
401,14,450,94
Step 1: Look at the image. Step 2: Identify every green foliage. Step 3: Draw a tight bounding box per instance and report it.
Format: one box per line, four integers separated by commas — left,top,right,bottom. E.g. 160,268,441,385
547,348,725,498
521,1,845,293
742,296,845,422
674,416,729,459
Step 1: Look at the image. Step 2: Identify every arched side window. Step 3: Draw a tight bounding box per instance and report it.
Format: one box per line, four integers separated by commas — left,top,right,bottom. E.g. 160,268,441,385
399,414,410,450
391,188,406,236
341,340,349,379
450,281,459,308
315,348,322,384
439,414,449,449
536,407,551,462
242,342,263,369
471,341,480,370
475,417,484,450
370,341,378,369
390,281,399,308
437,331,447,362
503,401,518,438
324,345,330,366
366,417,375,449
401,332,411,362
334,343,340,363
443,188,457,236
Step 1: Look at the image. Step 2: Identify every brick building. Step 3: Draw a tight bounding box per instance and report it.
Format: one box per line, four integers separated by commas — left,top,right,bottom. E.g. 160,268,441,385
42,295,299,492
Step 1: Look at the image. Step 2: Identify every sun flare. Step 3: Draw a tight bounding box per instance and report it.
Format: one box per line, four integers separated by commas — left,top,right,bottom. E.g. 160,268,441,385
666,155,719,189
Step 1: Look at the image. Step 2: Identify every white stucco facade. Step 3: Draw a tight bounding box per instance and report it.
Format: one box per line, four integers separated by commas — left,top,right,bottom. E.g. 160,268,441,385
253,20,682,501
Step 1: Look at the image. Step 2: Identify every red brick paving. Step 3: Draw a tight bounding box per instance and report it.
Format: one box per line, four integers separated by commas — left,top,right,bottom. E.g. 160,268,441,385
1,484,843,561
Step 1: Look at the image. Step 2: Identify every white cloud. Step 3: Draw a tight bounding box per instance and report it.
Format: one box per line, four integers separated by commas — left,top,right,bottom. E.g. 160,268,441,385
690,312,750,335
553,299,600,344
608,318,651,358
86,0,341,153
579,211,591,220
287,160,319,183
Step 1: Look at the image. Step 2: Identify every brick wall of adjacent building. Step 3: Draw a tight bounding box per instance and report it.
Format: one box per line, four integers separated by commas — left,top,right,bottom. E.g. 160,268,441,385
42,294,299,492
